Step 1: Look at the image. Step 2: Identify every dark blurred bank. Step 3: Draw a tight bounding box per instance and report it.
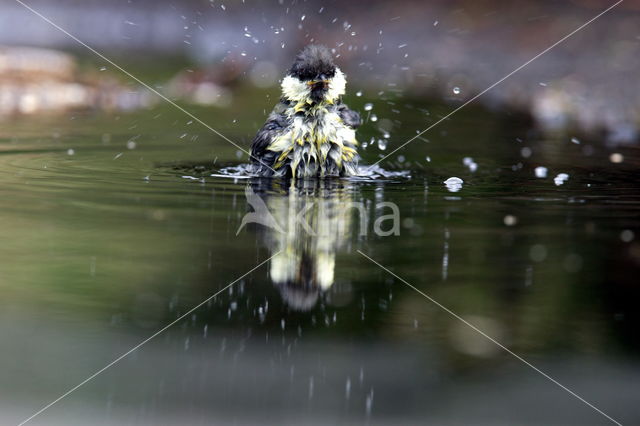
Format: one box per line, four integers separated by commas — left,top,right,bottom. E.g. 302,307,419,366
1,0,639,143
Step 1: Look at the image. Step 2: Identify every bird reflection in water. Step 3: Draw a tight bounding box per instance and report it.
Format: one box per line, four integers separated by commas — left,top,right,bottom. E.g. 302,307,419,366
240,179,361,311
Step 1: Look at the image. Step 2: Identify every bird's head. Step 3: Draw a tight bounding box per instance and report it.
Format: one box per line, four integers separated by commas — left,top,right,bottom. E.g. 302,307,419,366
281,45,346,105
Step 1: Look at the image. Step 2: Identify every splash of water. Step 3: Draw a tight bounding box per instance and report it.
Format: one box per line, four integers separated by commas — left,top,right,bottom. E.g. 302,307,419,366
201,163,410,182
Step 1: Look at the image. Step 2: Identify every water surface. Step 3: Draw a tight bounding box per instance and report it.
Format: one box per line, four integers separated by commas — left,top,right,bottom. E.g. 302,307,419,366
1,101,639,425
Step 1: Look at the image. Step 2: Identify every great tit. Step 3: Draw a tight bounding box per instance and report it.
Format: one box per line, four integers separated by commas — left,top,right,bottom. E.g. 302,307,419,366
250,45,361,178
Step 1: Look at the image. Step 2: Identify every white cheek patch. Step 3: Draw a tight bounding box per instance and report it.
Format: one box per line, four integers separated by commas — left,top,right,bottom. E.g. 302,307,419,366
281,75,310,102
281,68,347,104
326,68,346,101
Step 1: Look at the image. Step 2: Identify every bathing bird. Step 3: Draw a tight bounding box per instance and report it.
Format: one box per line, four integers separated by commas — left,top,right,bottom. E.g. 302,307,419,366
250,45,361,178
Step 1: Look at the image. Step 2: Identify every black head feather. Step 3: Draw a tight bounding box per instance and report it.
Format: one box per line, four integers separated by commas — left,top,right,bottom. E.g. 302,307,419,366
289,45,336,81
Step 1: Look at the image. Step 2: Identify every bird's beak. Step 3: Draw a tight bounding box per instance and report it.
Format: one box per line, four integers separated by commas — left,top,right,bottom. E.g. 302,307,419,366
307,80,330,90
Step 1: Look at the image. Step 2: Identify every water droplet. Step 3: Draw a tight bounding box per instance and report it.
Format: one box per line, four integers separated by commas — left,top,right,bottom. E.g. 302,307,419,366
443,177,463,192
621,229,635,242
534,166,548,178
463,157,477,172
503,215,517,226
609,153,624,163
553,173,569,186
452,86,461,95
529,244,547,262
364,103,373,111
365,389,374,416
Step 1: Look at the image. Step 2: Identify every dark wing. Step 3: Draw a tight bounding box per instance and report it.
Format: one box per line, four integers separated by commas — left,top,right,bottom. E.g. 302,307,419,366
250,100,290,175
337,103,362,129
